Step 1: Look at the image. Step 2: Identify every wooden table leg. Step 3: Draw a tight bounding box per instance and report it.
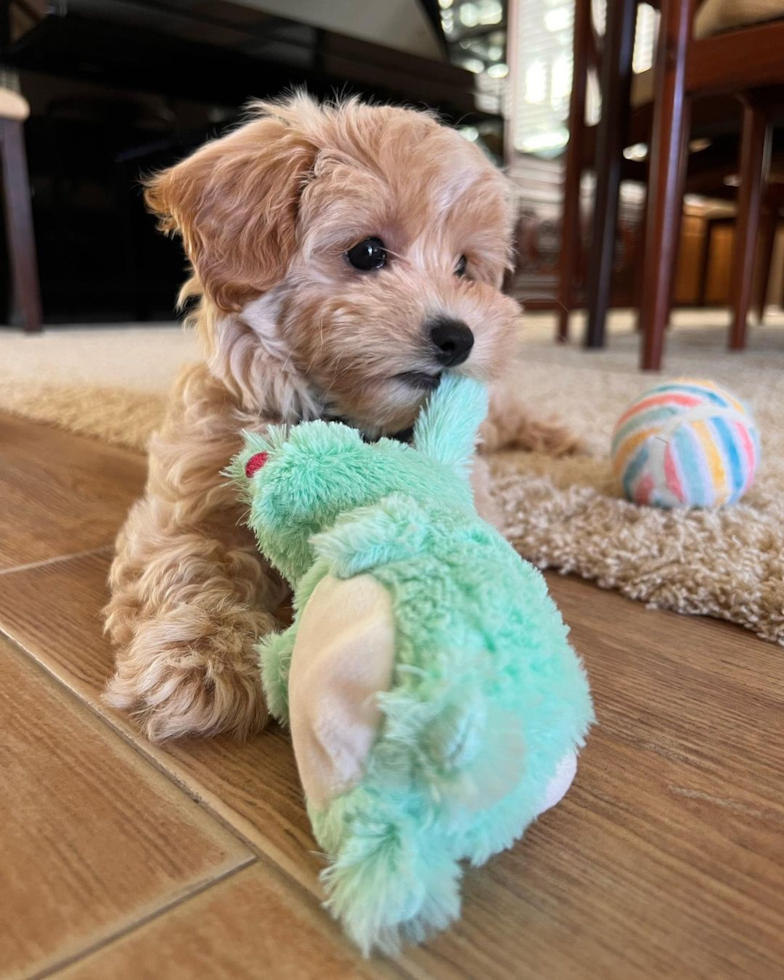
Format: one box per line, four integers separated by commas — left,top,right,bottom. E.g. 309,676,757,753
0,118,42,332
584,0,637,349
751,206,777,326
557,0,590,343
638,0,693,371
730,102,771,350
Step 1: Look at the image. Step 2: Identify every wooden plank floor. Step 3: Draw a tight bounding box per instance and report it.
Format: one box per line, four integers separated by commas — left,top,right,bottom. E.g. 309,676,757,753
0,412,782,980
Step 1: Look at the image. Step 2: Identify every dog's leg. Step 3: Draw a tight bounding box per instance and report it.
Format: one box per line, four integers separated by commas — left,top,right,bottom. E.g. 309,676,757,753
480,384,583,457
104,367,284,741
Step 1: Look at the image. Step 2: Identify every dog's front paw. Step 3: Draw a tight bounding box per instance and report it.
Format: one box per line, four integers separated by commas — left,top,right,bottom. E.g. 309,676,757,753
481,389,584,457
104,608,270,741
504,415,586,457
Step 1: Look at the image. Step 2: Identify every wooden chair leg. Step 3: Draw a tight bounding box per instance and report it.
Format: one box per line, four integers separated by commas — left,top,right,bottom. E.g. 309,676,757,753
638,0,692,371
730,103,771,350
751,206,777,326
584,0,637,349
0,118,42,332
557,0,590,343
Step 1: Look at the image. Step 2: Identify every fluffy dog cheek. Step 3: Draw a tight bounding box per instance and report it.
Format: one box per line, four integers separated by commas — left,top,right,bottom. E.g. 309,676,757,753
470,330,512,379
467,313,519,380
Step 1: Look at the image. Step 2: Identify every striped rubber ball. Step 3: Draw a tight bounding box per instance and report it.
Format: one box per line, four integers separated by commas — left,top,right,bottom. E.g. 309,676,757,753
611,379,760,508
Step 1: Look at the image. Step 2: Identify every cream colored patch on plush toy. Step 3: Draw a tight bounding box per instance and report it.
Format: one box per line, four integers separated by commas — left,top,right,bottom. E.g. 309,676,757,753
289,573,396,809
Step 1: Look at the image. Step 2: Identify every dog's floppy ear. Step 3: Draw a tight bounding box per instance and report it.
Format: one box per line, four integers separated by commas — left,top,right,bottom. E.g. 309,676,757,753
145,104,317,311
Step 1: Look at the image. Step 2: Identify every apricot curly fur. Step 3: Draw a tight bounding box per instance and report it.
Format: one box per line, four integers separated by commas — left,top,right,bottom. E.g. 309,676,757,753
105,93,579,740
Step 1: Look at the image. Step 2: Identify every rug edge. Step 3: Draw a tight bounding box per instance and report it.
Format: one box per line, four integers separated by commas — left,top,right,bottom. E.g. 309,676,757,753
0,374,164,452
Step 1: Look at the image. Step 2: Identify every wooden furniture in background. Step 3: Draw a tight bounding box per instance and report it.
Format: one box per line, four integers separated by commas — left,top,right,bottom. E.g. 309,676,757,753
0,86,41,331
752,180,784,322
641,0,784,367
582,0,639,349
557,0,741,349
728,100,772,349
556,0,592,341
556,0,784,368
689,198,784,312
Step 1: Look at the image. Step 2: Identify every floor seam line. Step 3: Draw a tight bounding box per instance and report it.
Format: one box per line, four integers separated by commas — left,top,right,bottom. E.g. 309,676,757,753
0,545,112,578
0,630,275,859
31,856,259,979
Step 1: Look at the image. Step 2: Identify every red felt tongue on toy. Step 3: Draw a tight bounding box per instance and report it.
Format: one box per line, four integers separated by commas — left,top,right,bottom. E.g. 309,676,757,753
245,452,269,478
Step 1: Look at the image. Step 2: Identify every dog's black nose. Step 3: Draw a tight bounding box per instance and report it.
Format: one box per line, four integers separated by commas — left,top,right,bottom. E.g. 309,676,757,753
428,317,474,367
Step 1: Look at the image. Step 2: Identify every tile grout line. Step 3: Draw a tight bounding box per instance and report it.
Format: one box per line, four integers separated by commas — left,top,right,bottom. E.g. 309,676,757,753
0,632,418,980
0,626,334,909
30,856,259,980
0,545,113,578
0,628,266,857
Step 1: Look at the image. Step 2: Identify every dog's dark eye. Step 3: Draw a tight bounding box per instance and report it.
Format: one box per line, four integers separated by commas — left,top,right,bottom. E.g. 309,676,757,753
346,237,386,271
455,255,467,277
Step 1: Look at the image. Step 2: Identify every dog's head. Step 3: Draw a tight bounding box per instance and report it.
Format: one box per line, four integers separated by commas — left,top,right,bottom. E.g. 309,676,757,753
147,93,519,433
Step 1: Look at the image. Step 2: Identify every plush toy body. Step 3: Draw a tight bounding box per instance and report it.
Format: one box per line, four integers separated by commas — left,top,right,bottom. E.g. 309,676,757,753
232,376,594,954
611,378,760,508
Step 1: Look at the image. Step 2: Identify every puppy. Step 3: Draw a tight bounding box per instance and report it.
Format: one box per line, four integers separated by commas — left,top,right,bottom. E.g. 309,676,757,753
104,94,577,741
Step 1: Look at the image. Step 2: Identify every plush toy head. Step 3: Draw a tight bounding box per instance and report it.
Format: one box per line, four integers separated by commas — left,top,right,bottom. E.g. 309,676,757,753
231,374,488,584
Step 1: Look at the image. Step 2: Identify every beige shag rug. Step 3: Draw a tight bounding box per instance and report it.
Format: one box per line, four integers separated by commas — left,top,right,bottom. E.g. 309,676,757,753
2,312,783,645
0,325,184,449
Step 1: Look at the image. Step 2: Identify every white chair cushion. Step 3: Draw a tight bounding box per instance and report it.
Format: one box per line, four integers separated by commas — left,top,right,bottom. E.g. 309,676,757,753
695,0,784,39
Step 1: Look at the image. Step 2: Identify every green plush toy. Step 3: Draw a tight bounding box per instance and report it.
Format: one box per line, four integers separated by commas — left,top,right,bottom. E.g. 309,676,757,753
230,375,594,954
